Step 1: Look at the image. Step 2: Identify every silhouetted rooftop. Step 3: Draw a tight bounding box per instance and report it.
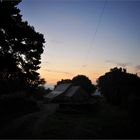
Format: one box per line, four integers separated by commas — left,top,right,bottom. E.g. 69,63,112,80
45,83,72,99
65,86,80,97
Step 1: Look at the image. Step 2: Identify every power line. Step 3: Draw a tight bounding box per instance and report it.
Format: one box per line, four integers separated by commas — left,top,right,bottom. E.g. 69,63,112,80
82,0,107,67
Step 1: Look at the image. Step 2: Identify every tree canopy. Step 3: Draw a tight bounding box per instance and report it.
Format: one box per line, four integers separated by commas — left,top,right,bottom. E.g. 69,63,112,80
97,67,140,105
72,75,96,95
56,79,72,86
0,0,45,94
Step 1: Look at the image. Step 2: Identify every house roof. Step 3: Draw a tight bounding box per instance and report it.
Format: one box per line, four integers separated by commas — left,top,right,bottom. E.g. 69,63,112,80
54,83,72,92
92,88,101,96
45,83,89,99
46,91,62,98
65,86,80,97
45,83,72,99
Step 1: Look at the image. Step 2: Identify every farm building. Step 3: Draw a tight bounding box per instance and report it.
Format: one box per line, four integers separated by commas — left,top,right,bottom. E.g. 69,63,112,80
92,88,101,97
44,83,72,102
64,86,89,102
44,83,89,102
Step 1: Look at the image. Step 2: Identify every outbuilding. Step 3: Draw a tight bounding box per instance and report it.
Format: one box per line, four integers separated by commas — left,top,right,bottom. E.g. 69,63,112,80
44,83,89,102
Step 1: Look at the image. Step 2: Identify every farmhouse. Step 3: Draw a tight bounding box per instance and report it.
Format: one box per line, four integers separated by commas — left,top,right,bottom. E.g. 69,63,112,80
44,83,89,102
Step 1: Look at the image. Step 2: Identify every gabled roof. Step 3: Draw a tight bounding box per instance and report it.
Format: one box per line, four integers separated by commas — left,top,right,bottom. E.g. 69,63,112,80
92,88,101,96
65,86,80,97
46,91,62,98
45,83,72,99
54,83,72,92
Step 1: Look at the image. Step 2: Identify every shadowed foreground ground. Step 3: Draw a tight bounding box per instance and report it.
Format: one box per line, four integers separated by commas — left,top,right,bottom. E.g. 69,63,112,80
0,103,58,138
0,98,138,139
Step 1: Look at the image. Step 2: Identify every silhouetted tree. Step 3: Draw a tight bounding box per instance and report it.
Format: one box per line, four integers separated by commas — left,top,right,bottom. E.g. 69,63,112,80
32,86,52,100
97,67,140,105
72,75,96,96
54,79,72,88
0,0,45,94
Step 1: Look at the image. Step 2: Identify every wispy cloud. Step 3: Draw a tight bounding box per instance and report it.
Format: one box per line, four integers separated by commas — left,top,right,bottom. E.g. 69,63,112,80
51,39,63,44
42,68,73,75
116,62,131,67
137,72,140,77
81,65,87,67
105,60,115,63
105,60,131,67
135,65,140,71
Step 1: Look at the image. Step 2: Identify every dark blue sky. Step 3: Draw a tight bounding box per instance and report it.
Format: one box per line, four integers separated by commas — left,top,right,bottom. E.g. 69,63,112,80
18,0,140,87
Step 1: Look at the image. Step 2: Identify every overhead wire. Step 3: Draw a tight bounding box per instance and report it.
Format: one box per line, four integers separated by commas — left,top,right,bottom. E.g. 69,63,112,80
82,0,107,67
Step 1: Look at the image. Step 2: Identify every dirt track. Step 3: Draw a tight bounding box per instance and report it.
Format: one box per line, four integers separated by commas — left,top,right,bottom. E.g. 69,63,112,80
0,103,59,138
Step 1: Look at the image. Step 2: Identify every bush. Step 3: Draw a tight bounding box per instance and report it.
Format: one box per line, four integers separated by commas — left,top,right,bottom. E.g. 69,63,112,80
0,92,40,118
128,96,140,123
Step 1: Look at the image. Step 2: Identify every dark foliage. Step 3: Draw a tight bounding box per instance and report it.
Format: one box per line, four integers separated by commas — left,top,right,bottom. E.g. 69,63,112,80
127,96,140,124
0,0,45,95
97,67,140,129
97,67,140,105
0,93,40,125
32,86,52,100
72,75,96,96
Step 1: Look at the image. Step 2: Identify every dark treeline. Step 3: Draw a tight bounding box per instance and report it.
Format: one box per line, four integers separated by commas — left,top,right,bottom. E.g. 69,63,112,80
97,67,140,129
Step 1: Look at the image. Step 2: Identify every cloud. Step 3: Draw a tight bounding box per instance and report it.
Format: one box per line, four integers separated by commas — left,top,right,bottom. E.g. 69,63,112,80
81,65,87,67
116,62,131,67
43,68,73,75
59,14,81,27
135,65,140,71
105,60,115,63
105,60,131,67
137,72,140,77
51,39,63,44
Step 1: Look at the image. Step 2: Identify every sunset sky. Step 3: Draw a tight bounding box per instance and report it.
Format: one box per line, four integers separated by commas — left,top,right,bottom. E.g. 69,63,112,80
18,0,140,88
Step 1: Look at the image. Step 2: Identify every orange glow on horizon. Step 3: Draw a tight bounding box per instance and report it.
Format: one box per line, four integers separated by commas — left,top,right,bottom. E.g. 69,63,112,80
38,66,107,86
38,62,137,87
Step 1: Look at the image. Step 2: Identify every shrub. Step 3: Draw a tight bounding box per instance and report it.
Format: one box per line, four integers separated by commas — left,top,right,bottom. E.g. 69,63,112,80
128,96,140,123
0,92,40,118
